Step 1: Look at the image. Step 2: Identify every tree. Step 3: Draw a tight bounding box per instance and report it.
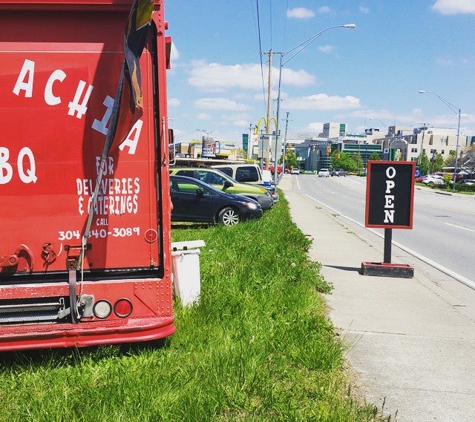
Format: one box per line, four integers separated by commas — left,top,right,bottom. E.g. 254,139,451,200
369,152,381,161
444,150,456,167
433,153,444,173
352,153,364,173
284,149,298,169
331,151,357,171
417,151,430,175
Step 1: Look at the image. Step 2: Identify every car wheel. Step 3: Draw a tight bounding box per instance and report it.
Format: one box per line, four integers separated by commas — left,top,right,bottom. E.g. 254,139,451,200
218,207,240,226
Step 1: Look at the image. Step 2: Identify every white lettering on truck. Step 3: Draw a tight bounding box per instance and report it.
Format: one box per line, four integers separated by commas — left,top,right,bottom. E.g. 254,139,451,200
76,156,140,218
0,147,37,184
11,58,142,159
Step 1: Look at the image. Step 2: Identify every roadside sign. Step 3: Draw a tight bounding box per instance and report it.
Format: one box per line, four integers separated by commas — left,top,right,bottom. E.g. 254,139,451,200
365,161,415,229
242,134,248,153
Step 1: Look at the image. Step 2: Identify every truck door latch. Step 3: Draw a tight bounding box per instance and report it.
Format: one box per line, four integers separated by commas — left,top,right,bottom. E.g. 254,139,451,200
41,242,57,266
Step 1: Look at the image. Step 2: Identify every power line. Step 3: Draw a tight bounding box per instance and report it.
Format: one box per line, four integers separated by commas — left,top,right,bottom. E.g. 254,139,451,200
281,0,289,52
255,0,267,112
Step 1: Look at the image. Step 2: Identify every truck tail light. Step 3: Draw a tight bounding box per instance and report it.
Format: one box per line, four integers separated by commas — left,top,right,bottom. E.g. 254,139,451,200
114,299,133,318
93,300,112,319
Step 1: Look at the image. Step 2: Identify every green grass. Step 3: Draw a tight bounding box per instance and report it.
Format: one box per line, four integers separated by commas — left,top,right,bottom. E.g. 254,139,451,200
0,194,388,421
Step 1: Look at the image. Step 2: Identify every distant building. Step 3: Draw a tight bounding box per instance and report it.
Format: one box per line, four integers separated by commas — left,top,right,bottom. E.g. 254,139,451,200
371,125,464,163
321,123,347,138
267,121,471,172
173,138,240,161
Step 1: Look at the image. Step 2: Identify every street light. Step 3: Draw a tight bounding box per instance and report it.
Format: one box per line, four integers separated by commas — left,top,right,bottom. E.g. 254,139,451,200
418,90,461,191
274,24,356,183
196,129,213,139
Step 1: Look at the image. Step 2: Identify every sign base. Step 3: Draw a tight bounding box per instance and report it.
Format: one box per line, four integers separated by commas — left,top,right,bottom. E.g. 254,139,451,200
361,262,414,278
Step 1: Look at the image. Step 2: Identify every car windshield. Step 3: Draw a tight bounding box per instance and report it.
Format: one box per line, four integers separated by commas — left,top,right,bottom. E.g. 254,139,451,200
171,177,223,195
199,169,238,186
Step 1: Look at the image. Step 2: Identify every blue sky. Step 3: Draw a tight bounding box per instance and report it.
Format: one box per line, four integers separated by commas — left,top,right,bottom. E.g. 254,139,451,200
165,0,475,145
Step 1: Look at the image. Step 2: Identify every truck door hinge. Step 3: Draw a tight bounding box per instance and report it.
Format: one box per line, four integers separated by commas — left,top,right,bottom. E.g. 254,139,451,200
0,244,34,273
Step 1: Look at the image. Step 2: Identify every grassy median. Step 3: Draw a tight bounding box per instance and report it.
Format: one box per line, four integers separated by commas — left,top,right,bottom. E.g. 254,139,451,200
0,194,387,421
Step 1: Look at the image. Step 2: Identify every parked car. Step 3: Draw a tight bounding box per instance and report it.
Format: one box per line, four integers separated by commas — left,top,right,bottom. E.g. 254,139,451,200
421,175,445,186
331,168,347,177
212,163,262,183
212,163,278,201
169,167,274,210
267,165,290,175
457,178,475,186
290,167,300,175
170,175,262,226
261,169,278,201
318,168,330,177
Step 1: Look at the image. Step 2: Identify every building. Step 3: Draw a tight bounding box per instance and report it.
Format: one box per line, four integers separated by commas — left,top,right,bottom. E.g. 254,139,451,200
408,127,459,162
322,123,347,138
260,121,469,173
291,136,383,173
371,125,463,163
173,138,241,161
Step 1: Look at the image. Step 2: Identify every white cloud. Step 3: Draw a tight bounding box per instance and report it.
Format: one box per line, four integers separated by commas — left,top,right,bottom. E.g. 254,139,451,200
229,119,252,128
317,6,331,14
280,68,315,86
284,94,361,111
226,113,252,120
168,98,181,107
346,108,427,128
194,97,250,111
188,61,261,90
317,45,334,53
188,61,314,91
287,7,316,19
432,0,475,15
359,6,370,14
196,112,212,120
307,122,325,132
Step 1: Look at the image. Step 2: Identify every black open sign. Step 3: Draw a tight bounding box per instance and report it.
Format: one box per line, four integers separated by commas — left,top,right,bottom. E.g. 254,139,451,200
365,161,415,229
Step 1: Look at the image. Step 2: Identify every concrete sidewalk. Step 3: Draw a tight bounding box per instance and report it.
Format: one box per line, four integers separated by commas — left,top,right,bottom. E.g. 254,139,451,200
280,175,475,421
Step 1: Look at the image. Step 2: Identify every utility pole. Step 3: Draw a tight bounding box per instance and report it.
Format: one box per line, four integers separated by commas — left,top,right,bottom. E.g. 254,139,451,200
420,123,426,172
265,50,273,169
248,123,253,159
282,112,290,173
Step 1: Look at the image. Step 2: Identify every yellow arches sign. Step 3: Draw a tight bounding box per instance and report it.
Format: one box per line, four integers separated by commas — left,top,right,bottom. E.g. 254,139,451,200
254,116,277,135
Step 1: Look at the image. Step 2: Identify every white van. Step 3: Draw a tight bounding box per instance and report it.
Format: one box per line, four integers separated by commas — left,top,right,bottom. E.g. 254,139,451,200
212,164,279,201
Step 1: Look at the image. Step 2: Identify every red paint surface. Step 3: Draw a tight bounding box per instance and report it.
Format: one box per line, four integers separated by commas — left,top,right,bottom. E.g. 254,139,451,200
0,0,175,350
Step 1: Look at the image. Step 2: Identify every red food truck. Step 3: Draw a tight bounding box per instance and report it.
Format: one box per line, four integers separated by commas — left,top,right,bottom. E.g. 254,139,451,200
0,0,175,351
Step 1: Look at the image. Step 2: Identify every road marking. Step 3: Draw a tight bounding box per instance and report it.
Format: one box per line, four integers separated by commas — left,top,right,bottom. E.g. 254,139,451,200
444,223,475,232
295,175,301,190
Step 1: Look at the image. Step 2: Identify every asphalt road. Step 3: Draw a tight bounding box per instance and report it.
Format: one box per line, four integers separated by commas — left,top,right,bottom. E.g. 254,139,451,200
294,174,475,286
